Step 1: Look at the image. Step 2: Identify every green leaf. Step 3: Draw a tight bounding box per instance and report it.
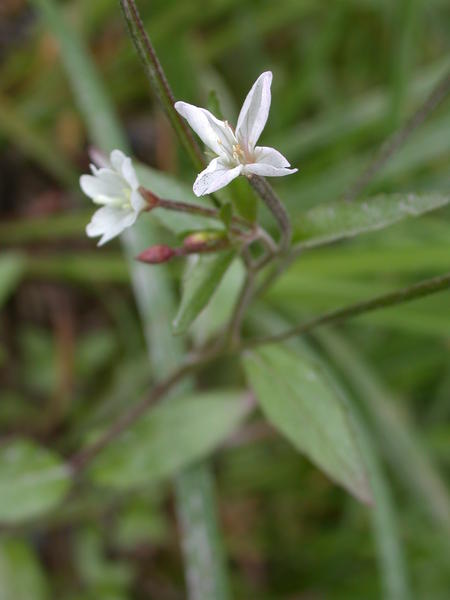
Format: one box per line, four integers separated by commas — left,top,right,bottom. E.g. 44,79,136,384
88,390,251,489
172,251,236,335
0,253,25,309
191,259,246,345
219,203,233,230
229,177,258,223
0,539,50,600
293,192,449,249
0,95,77,188
317,329,450,530
243,344,371,503
0,440,71,524
31,0,127,153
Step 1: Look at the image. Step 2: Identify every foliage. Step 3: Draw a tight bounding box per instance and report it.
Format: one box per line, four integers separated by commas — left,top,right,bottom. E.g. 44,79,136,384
0,0,449,598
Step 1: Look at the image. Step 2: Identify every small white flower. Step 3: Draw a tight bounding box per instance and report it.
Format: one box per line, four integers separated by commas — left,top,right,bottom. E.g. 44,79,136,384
80,149,147,246
175,71,297,197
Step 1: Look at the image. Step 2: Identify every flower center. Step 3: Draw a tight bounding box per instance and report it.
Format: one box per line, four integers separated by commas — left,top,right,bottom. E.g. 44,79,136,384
232,143,245,163
95,186,132,210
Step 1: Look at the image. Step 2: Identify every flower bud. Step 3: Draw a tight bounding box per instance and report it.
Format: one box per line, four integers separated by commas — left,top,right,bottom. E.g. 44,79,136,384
183,231,226,253
137,245,176,264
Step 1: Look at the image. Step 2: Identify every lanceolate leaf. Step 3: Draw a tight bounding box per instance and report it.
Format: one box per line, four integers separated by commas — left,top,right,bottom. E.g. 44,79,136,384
88,390,252,489
0,253,25,309
0,440,71,524
243,344,371,503
292,192,449,249
0,540,50,600
173,251,236,335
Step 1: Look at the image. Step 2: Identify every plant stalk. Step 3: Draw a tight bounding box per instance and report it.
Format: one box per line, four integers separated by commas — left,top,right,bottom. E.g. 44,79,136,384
119,0,205,171
244,271,450,348
248,175,292,252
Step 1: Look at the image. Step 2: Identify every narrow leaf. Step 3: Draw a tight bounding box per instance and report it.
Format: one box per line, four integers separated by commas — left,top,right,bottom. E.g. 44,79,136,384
0,95,77,187
243,344,372,503
0,253,25,309
293,192,449,249
173,251,235,335
0,540,49,600
318,329,450,530
88,390,251,489
0,440,71,524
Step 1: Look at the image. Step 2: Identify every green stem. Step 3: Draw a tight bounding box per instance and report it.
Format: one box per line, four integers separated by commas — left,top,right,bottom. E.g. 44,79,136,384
63,271,450,467
119,0,205,171
244,272,450,348
34,2,232,597
248,175,292,252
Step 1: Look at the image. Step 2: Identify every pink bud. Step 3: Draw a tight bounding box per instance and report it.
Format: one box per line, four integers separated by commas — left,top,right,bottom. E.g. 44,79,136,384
137,245,176,264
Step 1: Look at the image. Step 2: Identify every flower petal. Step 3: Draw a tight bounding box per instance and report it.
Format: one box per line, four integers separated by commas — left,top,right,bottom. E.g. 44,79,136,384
253,146,291,168
193,158,242,196
243,163,298,177
236,71,272,151
86,205,138,246
175,101,236,157
120,155,139,190
110,149,127,172
130,189,147,213
80,174,123,204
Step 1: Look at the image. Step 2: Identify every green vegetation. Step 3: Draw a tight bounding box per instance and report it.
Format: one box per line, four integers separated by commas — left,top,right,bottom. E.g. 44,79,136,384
0,0,449,598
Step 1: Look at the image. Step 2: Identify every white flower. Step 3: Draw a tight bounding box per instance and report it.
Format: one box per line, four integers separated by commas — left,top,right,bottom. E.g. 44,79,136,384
175,71,297,197
80,149,147,246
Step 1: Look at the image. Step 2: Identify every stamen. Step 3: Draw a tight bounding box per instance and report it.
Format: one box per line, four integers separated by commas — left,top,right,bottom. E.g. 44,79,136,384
232,143,245,163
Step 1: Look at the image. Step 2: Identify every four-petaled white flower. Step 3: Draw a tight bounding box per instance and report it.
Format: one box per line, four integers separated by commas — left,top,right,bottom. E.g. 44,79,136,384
80,149,147,246
175,71,297,196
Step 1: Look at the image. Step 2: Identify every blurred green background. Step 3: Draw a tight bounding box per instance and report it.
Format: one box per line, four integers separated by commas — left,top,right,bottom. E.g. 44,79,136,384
0,0,449,598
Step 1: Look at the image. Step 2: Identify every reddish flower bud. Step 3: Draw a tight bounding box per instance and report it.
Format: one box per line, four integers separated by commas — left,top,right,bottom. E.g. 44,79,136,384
137,245,176,264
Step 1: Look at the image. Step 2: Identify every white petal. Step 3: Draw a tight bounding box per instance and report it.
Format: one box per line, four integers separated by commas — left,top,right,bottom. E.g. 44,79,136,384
120,155,139,190
110,149,127,172
253,146,291,168
86,206,138,246
175,101,236,157
243,163,298,177
130,189,147,213
80,174,123,204
193,158,242,196
236,71,272,151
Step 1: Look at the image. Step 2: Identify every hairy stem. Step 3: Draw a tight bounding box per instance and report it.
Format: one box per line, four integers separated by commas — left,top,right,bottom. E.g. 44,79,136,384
120,0,205,171
141,188,250,233
68,272,450,470
244,272,450,348
249,175,292,252
69,356,206,473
